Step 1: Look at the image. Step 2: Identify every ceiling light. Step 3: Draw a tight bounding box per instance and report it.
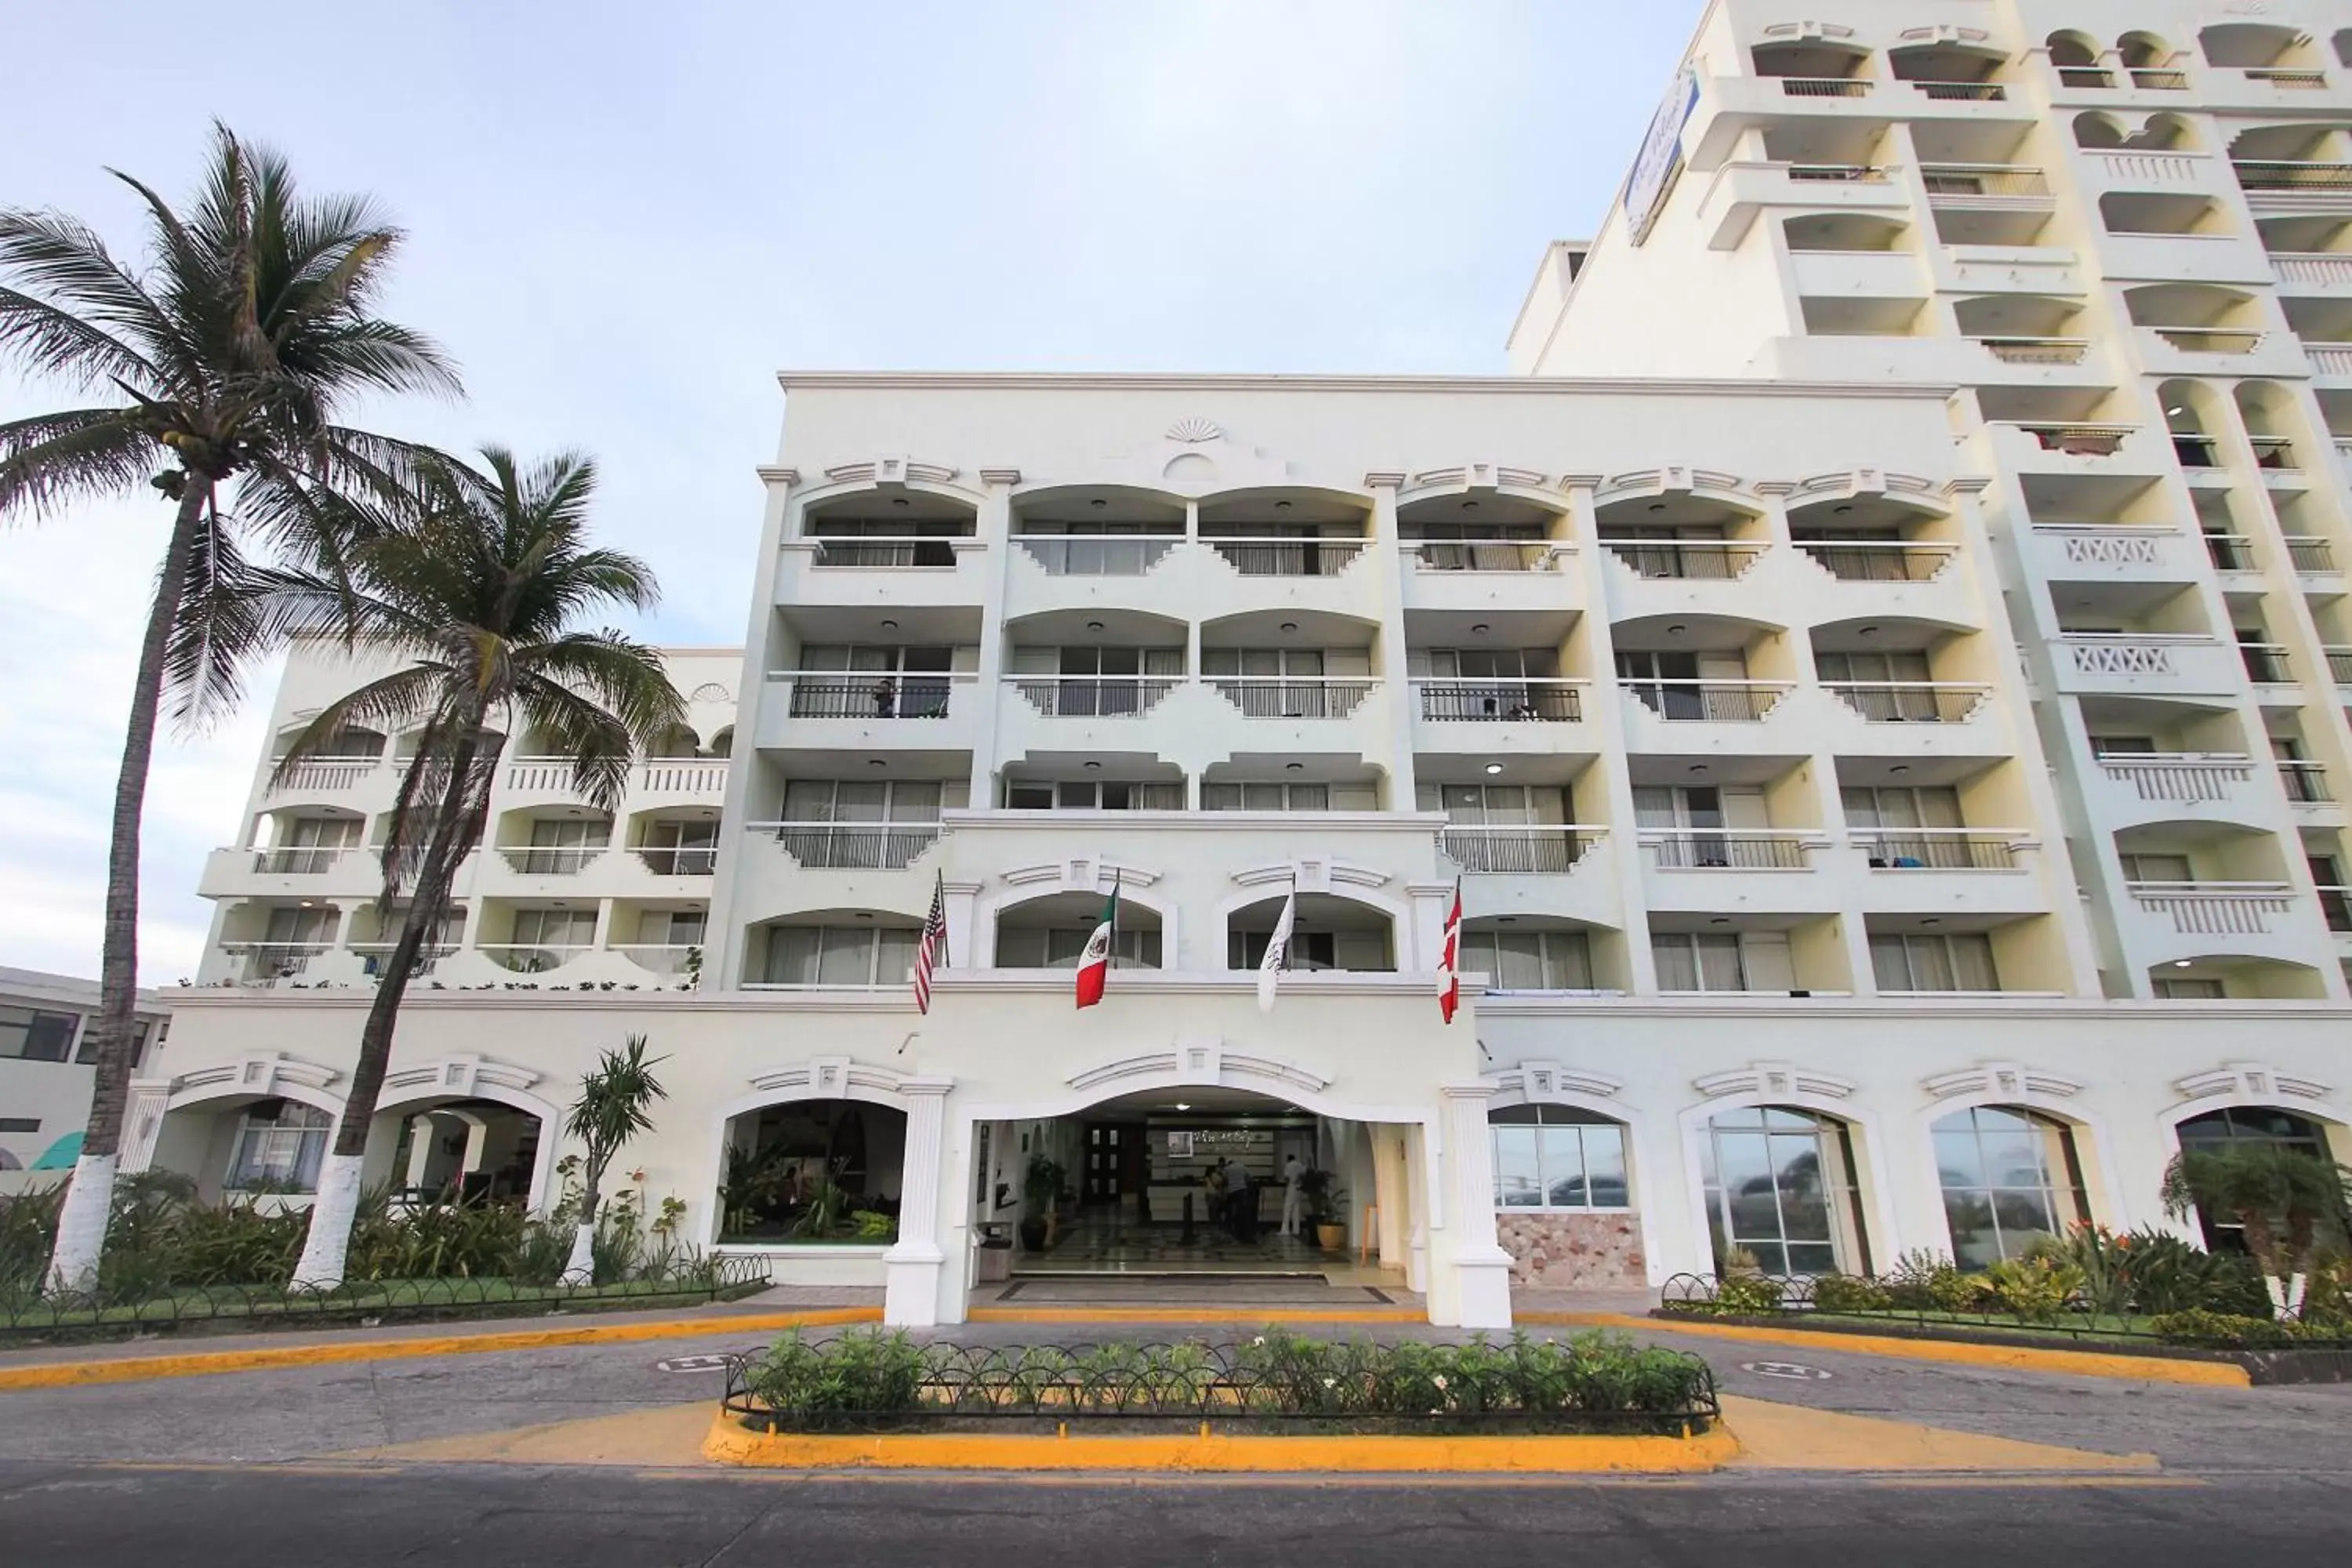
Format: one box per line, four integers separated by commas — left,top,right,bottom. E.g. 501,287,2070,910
1484,762,1504,775
1461,500,1480,512
1091,498,1107,509
2174,959,2194,968
1084,760,1102,771
1276,499,1294,510
1889,764,1911,775
1709,916,1730,926
1835,504,1853,514
2166,405,2186,416
880,618,898,630
891,496,910,508
1648,502,1667,513
1174,1102,1192,1111
1286,761,1304,771
1689,764,1709,775
1497,916,1518,924
1667,623,1688,636
868,758,887,768
1470,622,1490,635
855,910,873,919
1087,619,1105,631
1279,621,1298,633
1921,917,1941,927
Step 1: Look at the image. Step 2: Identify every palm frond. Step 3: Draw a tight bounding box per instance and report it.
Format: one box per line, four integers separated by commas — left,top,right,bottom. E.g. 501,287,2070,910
0,407,158,518
0,209,176,383
161,502,278,730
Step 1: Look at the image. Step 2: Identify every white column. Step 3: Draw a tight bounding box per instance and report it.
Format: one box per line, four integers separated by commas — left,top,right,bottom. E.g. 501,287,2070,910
883,1077,956,1327
116,1081,174,1174
1437,1083,1515,1329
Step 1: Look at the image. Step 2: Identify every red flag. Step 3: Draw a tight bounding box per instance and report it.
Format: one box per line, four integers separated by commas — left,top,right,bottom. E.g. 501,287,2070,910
1436,877,1462,1024
913,871,948,1014
1076,882,1118,1009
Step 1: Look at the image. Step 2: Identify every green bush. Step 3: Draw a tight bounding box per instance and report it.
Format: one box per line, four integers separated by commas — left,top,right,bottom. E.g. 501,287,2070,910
2150,1309,2294,1348
1711,1275,1785,1315
1982,1255,2085,1324
745,1327,930,1425
1809,1273,1892,1314
849,1210,897,1241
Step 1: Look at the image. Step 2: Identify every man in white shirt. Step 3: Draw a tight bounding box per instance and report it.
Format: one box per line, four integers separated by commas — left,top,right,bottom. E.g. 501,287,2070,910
1280,1154,1305,1238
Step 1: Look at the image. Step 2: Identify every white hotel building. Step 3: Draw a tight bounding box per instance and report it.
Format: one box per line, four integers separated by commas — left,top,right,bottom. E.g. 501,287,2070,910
132,0,2352,1327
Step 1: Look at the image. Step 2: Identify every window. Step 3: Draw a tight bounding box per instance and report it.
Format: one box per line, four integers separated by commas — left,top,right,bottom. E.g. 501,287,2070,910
1004,779,1185,811
1490,1105,1630,1210
1870,931,1999,991
1202,782,1330,811
776,780,945,866
761,924,921,986
639,909,707,946
639,818,721,874
510,908,595,949
0,1007,79,1062
227,1101,331,1191
1461,927,1593,991
0,1117,37,1134
1933,1106,2089,1269
1651,932,1748,993
2174,1107,2333,1250
2118,852,2193,883
1227,927,1392,971
76,1018,158,1066
1700,1106,1868,1276
996,925,1160,968
793,644,955,717
263,906,337,946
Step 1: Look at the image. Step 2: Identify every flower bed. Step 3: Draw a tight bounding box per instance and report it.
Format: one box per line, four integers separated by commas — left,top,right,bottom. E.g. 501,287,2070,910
721,1327,1719,1436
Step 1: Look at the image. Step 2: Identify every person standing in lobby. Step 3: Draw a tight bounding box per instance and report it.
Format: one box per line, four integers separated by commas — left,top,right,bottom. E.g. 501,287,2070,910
1279,1153,1305,1238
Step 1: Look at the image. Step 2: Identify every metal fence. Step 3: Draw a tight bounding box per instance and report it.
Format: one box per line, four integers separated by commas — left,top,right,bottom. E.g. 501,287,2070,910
1417,681,1581,722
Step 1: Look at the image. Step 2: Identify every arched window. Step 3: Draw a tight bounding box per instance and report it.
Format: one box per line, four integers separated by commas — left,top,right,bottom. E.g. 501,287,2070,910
756,920,922,986
718,1098,909,1241
226,1100,332,1192
1932,1106,2090,1268
2176,1106,2334,1249
1700,1106,1868,1275
1491,1105,1629,1210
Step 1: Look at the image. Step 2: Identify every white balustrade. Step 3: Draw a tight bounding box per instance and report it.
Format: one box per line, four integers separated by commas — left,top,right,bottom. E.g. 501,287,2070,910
2096,752,2252,803
2127,881,2295,935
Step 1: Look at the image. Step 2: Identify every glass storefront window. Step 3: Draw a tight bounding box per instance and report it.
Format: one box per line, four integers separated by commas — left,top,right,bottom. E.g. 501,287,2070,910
1700,1105,1867,1276
1489,1105,1631,1210
1932,1105,2089,1269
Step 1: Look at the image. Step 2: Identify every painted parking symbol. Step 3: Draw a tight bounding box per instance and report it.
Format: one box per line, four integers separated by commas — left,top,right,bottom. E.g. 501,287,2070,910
1740,1361,1832,1381
654,1354,736,1374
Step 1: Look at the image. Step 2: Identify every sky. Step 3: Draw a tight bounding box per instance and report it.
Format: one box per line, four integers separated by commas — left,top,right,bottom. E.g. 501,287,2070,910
0,1,1697,986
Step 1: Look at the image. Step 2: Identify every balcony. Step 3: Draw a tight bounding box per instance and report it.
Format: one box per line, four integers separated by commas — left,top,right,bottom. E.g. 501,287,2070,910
2271,253,2352,289
250,847,350,876
631,846,718,877
2278,760,2333,805
1921,163,2055,207
1642,831,1816,869
1791,540,1955,583
1934,243,2083,295
1694,160,1907,248
1013,535,1179,577
1208,677,1378,720
497,846,606,876
2309,343,2352,381
1987,421,2158,474
1777,77,1873,99
1599,539,1766,581
773,535,989,610
2233,161,2352,215
2137,326,2308,379
478,943,593,975
2285,535,2339,575
1972,336,2092,367
752,822,943,870
1399,539,1583,618
608,944,701,979
1414,679,1581,724
350,942,456,978
2318,885,2352,933
2024,524,2194,581
2092,751,2257,807
2322,646,2352,685
264,759,378,794
220,942,333,985
631,759,729,799
1008,675,1181,718
1823,681,1992,723
2238,641,2296,688
2084,149,2219,189
2052,633,2241,694
1621,680,1791,724
1437,825,1605,874
1205,537,1366,578
1403,539,1564,573
1852,829,2020,869
758,670,981,751
1911,81,2007,102
2127,880,2296,935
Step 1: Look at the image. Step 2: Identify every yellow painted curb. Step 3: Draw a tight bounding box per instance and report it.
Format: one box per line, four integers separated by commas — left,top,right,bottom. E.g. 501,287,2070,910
1716,1395,2159,1473
967,1307,1418,1326
700,1410,1738,1473
0,1308,880,1392
1525,1312,2252,1388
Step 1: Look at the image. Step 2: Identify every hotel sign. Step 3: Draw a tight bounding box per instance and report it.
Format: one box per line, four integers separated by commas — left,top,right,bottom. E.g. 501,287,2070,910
1622,67,1700,247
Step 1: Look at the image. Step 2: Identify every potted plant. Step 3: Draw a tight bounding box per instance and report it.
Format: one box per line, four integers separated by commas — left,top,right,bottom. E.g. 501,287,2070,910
1018,1155,1064,1253
1299,1167,1348,1251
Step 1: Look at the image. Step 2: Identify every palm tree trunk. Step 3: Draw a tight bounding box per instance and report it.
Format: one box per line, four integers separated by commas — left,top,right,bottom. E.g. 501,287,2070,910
562,1150,604,1286
291,727,482,1290
46,481,213,1296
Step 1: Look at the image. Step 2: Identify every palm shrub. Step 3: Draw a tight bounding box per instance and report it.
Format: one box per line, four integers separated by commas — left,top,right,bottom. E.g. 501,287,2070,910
561,1036,668,1284
258,448,684,1288
0,127,457,1293
2161,1145,2352,1317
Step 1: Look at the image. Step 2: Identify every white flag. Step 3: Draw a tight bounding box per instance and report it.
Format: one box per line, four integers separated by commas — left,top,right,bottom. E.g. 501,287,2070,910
1257,888,1297,1014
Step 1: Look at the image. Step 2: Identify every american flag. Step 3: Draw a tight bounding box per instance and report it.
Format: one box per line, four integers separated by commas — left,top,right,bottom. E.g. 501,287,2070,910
913,870,948,1014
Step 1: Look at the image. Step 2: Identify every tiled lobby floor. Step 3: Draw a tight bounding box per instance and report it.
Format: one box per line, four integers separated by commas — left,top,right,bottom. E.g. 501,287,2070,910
1009,1209,1359,1277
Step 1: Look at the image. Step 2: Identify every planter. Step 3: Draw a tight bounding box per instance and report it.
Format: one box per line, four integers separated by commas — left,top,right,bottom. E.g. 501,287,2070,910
1018,1218,1049,1253
1316,1222,1347,1252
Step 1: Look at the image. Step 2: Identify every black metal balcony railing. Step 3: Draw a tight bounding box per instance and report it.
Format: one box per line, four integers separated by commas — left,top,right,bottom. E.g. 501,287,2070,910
1438,826,1598,874
2130,68,2187,89
1206,539,1366,577
787,677,953,719
2285,536,2336,573
2278,761,2332,804
635,847,719,876
1646,833,1811,869
1599,539,1762,579
1208,678,1376,719
1920,163,2051,198
2204,532,2256,571
1011,677,1179,717
2174,435,2221,466
767,823,942,870
2239,644,2293,683
1624,681,1787,722
1914,81,2005,100
1777,77,1873,97
1417,682,1582,723
2056,66,2116,88
2318,885,2352,933
2250,436,2298,470
1853,831,2019,870
810,537,959,568
2233,160,2352,191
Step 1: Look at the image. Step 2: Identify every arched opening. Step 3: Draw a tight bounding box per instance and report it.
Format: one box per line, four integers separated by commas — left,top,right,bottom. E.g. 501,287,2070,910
2127,113,2196,151
1396,487,1566,571
250,806,367,873
2234,381,2307,470
1490,1102,1644,1290
1613,613,1789,723
1595,492,1767,580
374,1096,545,1207
1888,41,2004,86
644,722,702,760
1004,608,1189,717
1813,615,1980,723
2071,111,2126,150
223,1098,334,1194
717,1096,909,1243
2150,956,2328,1000
1011,485,1186,576
1786,492,1955,582
1953,293,2085,361
1780,212,1908,253
2124,283,2264,354
2175,1105,2337,1249
2045,30,2100,67
274,722,385,762
2159,377,2226,468
2199,23,2321,72
994,890,1162,970
706,725,733,760
1698,1105,1871,1276
2118,31,2176,70
1932,1105,2092,1269
747,911,924,988
2100,191,2229,238
626,806,722,876
1751,39,1871,82
801,488,976,567
494,805,613,876
1226,892,1395,973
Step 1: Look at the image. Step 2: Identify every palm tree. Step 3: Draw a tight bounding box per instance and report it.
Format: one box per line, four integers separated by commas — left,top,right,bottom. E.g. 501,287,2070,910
266,446,684,1288
563,1035,669,1284
0,125,458,1294
2161,1142,2352,1316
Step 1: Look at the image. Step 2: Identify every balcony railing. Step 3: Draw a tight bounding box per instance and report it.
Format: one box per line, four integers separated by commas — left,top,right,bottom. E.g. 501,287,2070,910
2038,524,2169,567
251,846,352,875
756,821,942,870
633,846,718,876
1914,81,2006,100
1209,677,1377,719
1438,825,1604,874
2309,345,2352,376
498,846,607,874
1824,681,1991,723
2239,642,2293,683
351,942,456,978
1205,537,1367,576
2096,751,2253,802
1921,163,2051,198
1009,676,1180,717
221,942,332,980
2278,760,2332,804
479,944,593,974
1777,77,1873,97
2235,161,2352,192
266,760,376,792
2285,535,2336,572
2270,253,2352,286
1622,680,1791,722
1642,831,1814,869
634,759,729,793
1974,336,2090,365
2318,885,2352,934
2205,532,2257,571
608,944,702,977
2152,327,2263,354
2002,421,2136,456
1794,539,1958,580
2322,647,2352,684
1786,162,1890,182
1406,539,1565,572
2241,68,2328,89
1014,535,1178,576
2130,68,2188,89
2127,880,2295,935
2176,435,2223,468
2055,65,2115,88
2062,635,2203,676
1853,829,2021,869
1599,539,1768,579
1414,679,1583,723
779,674,956,719
809,536,960,568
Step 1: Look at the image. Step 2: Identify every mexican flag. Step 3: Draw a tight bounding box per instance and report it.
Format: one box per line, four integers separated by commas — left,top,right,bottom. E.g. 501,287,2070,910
1076,882,1119,1009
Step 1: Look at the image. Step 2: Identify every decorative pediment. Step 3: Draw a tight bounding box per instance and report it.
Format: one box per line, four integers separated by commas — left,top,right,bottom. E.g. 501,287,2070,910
1596,466,1748,503
1896,24,1992,45
746,1055,928,1102
1693,1060,1857,1101
173,1051,343,1098
1166,417,1223,444
2174,1062,2332,1105
820,456,960,488
379,1054,543,1101
688,682,734,705
1068,1038,1331,1097
1232,856,1388,893
1760,20,1856,41
1791,469,1940,503
1921,1062,2084,1102
1491,1060,1624,1102
1399,462,1552,498
1000,856,1161,892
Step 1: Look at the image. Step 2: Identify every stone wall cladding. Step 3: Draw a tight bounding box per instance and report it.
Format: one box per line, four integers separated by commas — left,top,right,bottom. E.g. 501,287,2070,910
1496,1210,1646,1291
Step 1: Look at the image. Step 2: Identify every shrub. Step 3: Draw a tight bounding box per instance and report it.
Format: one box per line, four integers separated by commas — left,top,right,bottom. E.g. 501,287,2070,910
1982,1255,2085,1324
2028,1223,2132,1316
745,1327,930,1425
1711,1274,1785,1315
2150,1309,2292,1348
1809,1273,1891,1314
